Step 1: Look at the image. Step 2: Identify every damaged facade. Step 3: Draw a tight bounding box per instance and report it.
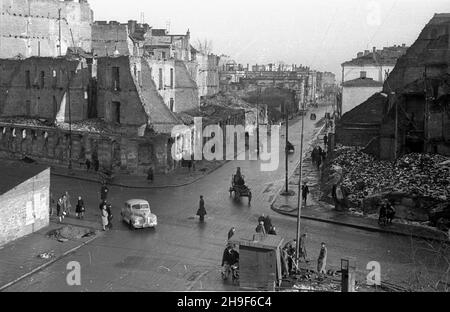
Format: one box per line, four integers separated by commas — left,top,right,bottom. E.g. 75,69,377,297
336,14,450,159
0,53,181,174
0,0,93,59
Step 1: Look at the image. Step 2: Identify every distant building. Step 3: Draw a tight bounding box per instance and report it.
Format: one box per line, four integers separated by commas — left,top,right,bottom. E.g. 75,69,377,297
341,44,408,84
0,161,50,247
338,44,408,117
340,72,383,116
336,14,450,159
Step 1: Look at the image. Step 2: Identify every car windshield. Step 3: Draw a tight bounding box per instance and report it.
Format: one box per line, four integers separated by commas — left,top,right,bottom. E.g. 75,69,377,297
131,204,150,210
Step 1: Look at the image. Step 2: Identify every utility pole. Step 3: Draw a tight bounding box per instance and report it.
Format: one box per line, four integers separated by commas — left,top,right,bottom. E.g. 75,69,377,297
256,87,261,157
66,64,73,170
58,8,62,56
284,98,289,194
295,94,306,266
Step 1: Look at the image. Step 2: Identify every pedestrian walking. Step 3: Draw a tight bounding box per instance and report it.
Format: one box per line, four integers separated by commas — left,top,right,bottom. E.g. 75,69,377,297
228,227,236,240
317,155,322,170
299,234,308,262
76,196,85,219
64,191,72,216
147,166,154,183
93,158,100,172
317,242,327,274
101,205,109,231
258,214,266,226
263,215,273,233
323,134,328,149
311,147,318,166
197,195,207,223
255,221,266,235
56,197,64,223
106,203,113,229
85,158,91,172
100,184,109,201
302,182,310,206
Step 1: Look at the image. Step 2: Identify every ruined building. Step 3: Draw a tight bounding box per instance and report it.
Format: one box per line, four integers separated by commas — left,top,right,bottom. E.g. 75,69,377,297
0,54,181,174
336,14,450,159
0,0,93,58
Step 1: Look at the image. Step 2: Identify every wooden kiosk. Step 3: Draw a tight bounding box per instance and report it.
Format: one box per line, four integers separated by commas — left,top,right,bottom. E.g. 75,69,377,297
229,232,284,290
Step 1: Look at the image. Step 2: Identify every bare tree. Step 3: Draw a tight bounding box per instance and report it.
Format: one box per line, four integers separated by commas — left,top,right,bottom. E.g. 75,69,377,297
196,39,213,54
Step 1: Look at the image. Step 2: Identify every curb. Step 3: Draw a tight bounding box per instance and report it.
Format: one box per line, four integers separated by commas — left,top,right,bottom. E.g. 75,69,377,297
0,234,100,292
269,122,449,244
269,122,327,209
52,160,229,189
271,205,449,244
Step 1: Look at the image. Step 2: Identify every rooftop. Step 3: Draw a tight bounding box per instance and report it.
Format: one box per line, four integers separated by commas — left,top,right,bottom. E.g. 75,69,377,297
340,92,388,125
342,45,408,67
0,160,49,196
342,77,383,88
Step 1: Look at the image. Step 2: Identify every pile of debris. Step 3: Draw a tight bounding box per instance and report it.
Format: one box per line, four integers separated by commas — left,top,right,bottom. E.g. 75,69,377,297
332,145,450,207
47,226,95,243
0,117,51,127
56,119,113,134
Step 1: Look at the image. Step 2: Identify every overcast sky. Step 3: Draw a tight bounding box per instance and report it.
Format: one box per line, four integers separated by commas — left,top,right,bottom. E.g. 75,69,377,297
90,0,450,79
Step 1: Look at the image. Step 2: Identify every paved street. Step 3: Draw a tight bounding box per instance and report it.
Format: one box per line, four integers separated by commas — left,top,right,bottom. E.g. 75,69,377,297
4,103,448,292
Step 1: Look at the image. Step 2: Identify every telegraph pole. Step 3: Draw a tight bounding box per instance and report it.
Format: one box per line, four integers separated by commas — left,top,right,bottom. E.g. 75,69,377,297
295,92,306,267
58,8,62,56
284,99,289,194
256,87,261,157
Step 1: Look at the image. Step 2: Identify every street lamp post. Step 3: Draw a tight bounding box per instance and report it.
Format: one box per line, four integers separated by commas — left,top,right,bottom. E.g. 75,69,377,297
284,99,289,194
295,96,306,267
256,87,260,157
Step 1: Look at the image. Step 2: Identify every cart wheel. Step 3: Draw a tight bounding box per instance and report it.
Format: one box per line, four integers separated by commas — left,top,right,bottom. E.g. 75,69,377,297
129,221,134,230
234,191,240,201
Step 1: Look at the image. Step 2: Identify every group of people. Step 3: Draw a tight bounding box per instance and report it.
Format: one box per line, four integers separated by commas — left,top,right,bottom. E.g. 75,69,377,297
99,184,113,231
85,158,100,172
281,237,328,277
379,199,396,226
51,192,86,223
255,214,277,236
311,146,326,170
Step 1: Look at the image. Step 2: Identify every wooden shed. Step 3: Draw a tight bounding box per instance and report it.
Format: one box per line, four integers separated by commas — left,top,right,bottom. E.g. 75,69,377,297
229,232,284,290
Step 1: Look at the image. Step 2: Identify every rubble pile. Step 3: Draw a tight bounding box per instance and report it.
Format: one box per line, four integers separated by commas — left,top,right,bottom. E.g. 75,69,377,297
0,117,50,127
56,119,112,134
332,145,450,207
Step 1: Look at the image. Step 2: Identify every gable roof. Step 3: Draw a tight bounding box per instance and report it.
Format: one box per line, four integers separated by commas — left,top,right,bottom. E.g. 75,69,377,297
0,161,49,196
340,92,388,124
342,77,383,88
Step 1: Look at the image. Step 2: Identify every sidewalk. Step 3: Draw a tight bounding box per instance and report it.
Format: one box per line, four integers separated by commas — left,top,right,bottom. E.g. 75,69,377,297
0,220,102,291
271,119,449,243
51,159,228,189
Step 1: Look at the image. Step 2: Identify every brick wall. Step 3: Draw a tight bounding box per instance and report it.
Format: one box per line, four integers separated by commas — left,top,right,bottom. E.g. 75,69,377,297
0,0,93,58
0,57,89,121
335,124,380,147
175,60,200,112
92,22,132,57
0,168,50,247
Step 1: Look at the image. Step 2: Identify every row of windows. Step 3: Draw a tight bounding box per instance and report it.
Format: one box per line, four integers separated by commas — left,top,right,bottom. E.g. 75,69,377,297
24,69,75,89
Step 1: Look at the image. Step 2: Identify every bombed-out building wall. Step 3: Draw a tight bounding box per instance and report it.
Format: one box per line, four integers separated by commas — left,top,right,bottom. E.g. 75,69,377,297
0,0,93,58
0,57,92,122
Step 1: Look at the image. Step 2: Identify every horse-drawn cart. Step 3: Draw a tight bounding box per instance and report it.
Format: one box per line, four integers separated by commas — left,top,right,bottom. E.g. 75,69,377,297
229,175,252,205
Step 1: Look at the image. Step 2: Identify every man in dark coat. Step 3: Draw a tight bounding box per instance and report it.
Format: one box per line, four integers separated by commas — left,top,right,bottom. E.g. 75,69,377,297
263,215,273,233
100,184,109,201
323,134,328,149
197,196,207,222
302,182,310,206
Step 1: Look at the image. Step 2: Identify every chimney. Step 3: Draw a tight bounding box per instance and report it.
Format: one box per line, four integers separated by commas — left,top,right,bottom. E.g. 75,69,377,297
373,47,376,53
357,52,363,58
364,50,370,56
128,20,137,35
